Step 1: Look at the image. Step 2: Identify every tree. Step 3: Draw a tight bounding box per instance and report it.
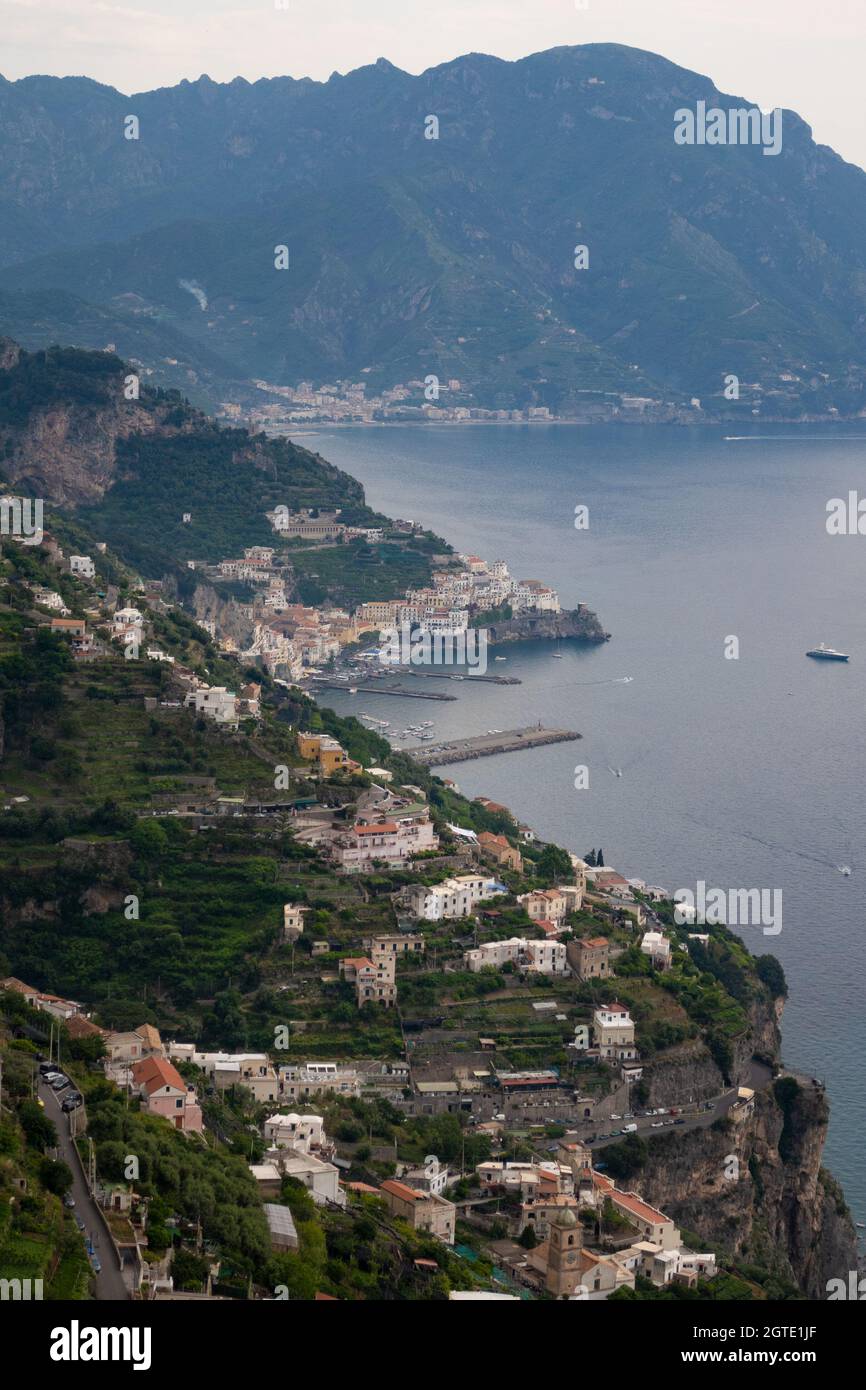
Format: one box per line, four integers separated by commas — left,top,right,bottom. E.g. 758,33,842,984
755,954,787,999
172,1248,209,1292
19,1100,57,1151
39,1157,73,1196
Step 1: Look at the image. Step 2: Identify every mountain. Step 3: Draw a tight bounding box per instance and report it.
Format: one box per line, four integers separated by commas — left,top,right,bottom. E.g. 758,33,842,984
0,288,248,410
1,46,866,415
0,340,366,574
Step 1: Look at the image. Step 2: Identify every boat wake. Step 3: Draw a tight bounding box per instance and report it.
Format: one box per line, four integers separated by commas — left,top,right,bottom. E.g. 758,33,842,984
677,810,856,875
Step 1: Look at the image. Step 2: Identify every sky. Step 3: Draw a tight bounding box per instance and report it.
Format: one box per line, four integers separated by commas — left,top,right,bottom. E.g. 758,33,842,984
2,0,865,170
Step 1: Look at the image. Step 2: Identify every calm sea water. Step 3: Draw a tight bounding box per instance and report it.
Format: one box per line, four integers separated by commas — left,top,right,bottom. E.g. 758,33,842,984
305,422,866,1223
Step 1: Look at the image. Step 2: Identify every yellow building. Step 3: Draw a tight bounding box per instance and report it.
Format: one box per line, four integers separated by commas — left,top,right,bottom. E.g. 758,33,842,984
297,731,360,775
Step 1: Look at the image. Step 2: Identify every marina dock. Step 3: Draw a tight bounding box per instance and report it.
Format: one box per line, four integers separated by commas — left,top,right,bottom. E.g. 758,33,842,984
390,667,521,686
310,680,457,701
403,725,581,765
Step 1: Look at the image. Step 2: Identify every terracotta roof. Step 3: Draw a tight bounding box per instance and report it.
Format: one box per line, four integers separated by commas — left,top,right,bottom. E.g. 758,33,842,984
0,976,37,995
353,822,398,835
611,1190,671,1225
578,936,609,948
381,1179,423,1203
132,1055,187,1096
66,1014,106,1039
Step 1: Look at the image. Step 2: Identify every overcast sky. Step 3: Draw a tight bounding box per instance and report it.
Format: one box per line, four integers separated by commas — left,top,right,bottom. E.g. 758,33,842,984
3,0,865,170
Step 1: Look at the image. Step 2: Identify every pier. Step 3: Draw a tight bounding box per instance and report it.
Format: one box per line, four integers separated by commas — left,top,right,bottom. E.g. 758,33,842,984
403,725,581,765
310,680,457,702
389,667,521,686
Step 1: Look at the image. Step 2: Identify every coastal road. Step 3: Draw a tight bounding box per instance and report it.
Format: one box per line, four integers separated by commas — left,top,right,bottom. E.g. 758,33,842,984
566,1068,773,1154
39,1076,129,1301
588,1092,736,1151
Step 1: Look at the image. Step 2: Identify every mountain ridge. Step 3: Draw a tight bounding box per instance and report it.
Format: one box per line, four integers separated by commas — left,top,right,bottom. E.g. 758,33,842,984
2,43,866,416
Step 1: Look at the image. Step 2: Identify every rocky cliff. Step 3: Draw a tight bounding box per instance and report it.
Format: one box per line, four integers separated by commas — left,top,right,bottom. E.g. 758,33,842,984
485,605,609,646
0,340,197,503
642,997,782,1108
633,995,855,1298
637,1078,856,1299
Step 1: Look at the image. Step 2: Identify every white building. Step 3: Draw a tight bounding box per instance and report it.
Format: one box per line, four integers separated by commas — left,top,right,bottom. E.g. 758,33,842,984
408,874,507,921
70,555,96,579
167,1046,279,1102
264,1112,326,1154
401,1155,450,1197
335,810,439,871
279,1062,361,1103
262,1149,345,1207
640,931,672,967
282,903,307,941
593,1002,638,1060
185,686,239,728
33,588,70,614
464,937,567,975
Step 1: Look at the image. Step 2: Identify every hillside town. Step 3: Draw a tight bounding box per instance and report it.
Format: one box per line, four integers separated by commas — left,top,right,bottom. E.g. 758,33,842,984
216,376,750,430
190,523,563,682
0,487,811,1306
4,976,737,1299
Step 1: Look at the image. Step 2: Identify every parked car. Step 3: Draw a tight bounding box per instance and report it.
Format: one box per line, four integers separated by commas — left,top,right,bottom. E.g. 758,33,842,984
50,1076,69,1091
651,1121,664,1128
63,1193,75,1209
75,1216,85,1232
90,1255,101,1275
674,1118,685,1126
61,1096,81,1113
585,1134,597,1143
39,1062,59,1076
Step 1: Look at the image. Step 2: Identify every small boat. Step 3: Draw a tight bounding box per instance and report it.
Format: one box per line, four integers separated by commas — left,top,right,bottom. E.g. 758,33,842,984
552,653,564,658
806,644,849,662
494,656,507,662
349,687,358,694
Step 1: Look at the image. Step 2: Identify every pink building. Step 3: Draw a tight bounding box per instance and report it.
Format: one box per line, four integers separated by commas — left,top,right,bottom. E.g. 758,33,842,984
132,1056,203,1133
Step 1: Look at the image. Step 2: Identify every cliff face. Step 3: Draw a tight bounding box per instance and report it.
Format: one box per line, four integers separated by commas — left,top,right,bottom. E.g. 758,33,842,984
485,606,609,646
1,394,187,504
643,998,781,1107
637,1081,856,1299
0,340,197,504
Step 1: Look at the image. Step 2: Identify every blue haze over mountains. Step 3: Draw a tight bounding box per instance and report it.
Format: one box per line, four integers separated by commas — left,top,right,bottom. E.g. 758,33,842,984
1,44,866,414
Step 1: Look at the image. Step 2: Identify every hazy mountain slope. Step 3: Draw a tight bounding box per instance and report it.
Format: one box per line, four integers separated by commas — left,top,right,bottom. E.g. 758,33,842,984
2,46,866,411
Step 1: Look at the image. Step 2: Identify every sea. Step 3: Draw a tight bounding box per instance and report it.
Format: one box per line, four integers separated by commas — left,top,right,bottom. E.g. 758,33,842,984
299,421,866,1228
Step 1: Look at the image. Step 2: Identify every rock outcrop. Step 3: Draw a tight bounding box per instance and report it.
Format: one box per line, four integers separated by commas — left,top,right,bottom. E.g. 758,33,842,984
637,1079,856,1299
485,605,609,646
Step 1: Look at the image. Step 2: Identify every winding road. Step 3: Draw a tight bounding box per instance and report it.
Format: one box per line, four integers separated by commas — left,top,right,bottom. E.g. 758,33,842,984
39,1075,129,1301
